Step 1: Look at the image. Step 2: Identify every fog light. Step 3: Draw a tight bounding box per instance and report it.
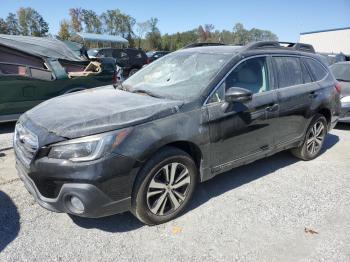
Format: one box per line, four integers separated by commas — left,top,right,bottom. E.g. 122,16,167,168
70,196,85,214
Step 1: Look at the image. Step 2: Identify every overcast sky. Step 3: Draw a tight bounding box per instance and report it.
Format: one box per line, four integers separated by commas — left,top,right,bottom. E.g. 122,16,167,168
1,0,349,42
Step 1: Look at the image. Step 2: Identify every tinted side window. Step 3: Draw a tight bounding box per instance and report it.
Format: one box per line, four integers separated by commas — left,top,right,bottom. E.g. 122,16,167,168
112,49,121,58
0,63,27,76
305,58,328,81
30,68,53,81
104,49,113,57
226,56,270,94
274,57,303,88
301,61,312,84
208,56,270,103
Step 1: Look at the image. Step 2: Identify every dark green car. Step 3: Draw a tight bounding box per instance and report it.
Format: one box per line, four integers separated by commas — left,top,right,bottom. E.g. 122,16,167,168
0,35,116,122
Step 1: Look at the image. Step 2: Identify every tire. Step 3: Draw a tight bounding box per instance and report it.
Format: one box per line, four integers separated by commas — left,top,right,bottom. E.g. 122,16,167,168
291,114,327,161
131,147,198,225
128,68,138,77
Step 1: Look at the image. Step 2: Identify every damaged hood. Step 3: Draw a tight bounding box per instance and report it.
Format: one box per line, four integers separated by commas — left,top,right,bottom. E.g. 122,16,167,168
0,34,85,61
21,86,183,139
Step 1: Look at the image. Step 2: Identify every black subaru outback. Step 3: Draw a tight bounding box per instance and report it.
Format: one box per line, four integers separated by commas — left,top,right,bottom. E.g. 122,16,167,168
14,41,341,225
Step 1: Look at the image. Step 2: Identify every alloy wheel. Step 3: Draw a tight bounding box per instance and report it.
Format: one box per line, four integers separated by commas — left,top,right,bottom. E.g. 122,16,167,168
306,121,325,155
146,162,191,216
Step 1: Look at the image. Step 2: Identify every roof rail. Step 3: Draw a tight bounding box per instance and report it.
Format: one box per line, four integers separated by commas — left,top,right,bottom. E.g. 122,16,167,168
183,42,226,49
245,41,315,53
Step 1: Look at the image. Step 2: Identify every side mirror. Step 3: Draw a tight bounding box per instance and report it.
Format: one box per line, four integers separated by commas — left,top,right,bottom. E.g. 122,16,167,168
225,87,252,103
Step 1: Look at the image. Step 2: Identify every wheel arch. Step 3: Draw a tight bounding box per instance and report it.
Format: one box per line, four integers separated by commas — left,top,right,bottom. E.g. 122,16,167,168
165,141,203,171
135,139,204,183
317,107,332,130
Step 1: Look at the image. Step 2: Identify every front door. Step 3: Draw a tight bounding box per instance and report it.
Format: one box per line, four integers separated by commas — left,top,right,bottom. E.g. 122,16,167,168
0,63,32,116
204,56,280,173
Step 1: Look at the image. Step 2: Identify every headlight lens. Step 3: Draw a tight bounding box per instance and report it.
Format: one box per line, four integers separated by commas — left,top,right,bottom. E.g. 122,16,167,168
341,96,350,103
48,128,131,162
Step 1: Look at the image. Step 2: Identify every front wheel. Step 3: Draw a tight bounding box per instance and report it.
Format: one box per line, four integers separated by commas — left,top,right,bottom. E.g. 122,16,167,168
291,114,327,160
132,147,198,225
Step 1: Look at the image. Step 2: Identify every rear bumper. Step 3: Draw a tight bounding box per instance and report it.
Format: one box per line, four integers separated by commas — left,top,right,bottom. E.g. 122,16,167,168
16,160,132,218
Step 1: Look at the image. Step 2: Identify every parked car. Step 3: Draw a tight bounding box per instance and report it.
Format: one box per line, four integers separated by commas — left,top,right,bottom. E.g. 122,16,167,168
330,62,350,122
319,52,350,65
146,51,171,63
0,35,116,123
88,48,148,77
14,41,341,225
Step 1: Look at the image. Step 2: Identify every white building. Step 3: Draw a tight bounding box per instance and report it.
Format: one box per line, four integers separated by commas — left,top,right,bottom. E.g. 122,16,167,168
299,27,350,54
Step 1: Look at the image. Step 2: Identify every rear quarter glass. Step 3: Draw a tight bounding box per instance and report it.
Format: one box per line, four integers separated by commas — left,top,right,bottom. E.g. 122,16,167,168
305,58,328,81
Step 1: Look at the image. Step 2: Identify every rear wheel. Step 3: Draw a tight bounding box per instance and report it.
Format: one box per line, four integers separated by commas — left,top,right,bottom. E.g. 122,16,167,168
291,114,327,160
132,147,197,225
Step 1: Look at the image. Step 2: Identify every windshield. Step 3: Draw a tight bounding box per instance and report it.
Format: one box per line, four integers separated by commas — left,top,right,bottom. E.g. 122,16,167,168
123,51,231,100
87,49,99,57
330,63,350,81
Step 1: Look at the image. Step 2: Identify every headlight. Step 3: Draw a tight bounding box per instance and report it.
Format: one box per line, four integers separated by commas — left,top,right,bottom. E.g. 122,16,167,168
341,96,350,103
48,128,131,162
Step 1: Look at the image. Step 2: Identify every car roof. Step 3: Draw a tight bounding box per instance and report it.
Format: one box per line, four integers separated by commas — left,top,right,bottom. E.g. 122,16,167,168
178,41,318,57
176,45,318,58
177,45,243,54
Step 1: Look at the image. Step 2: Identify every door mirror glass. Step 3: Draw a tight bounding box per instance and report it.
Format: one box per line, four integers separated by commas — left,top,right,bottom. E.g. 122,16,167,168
225,87,252,103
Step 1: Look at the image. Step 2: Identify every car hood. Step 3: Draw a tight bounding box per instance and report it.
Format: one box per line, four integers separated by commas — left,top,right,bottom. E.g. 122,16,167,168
20,86,183,139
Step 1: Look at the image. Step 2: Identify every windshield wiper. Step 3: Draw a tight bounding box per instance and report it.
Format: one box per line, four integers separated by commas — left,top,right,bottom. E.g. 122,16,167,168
131,89,163,99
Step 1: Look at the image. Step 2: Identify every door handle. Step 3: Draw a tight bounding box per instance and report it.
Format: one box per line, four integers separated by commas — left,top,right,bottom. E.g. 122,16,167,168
265,104,279,112
309,91,318,99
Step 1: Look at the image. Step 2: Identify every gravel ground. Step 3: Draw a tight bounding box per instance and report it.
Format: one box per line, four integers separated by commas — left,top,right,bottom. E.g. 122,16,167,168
0,124,350,262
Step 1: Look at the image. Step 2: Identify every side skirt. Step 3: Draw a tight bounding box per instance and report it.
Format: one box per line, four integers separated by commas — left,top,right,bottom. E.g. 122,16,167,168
0,113,21,123
202,137,303,182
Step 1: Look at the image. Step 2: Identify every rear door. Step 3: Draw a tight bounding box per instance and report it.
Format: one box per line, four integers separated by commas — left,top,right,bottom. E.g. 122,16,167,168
272,55,317,145
0,63,34,116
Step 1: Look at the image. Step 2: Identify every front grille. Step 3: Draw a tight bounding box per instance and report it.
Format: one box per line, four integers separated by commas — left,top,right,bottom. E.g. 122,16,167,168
14,123,39,168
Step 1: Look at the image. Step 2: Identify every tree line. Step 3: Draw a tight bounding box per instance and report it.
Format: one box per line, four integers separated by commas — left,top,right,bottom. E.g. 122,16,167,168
0,7,278,51
0,7,49,37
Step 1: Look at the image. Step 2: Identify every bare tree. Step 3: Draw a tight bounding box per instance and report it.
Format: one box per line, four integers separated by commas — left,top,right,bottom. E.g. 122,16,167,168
69,8,83,33
136,20,151,48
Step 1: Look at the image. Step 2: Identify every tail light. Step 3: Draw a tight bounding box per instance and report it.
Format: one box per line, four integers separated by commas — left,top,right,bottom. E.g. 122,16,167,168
335,82,342,93
146,58,150,64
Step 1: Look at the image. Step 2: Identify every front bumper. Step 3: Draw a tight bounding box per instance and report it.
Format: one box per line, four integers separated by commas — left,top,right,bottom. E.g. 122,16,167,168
15,151,141,218
16,161,131,218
